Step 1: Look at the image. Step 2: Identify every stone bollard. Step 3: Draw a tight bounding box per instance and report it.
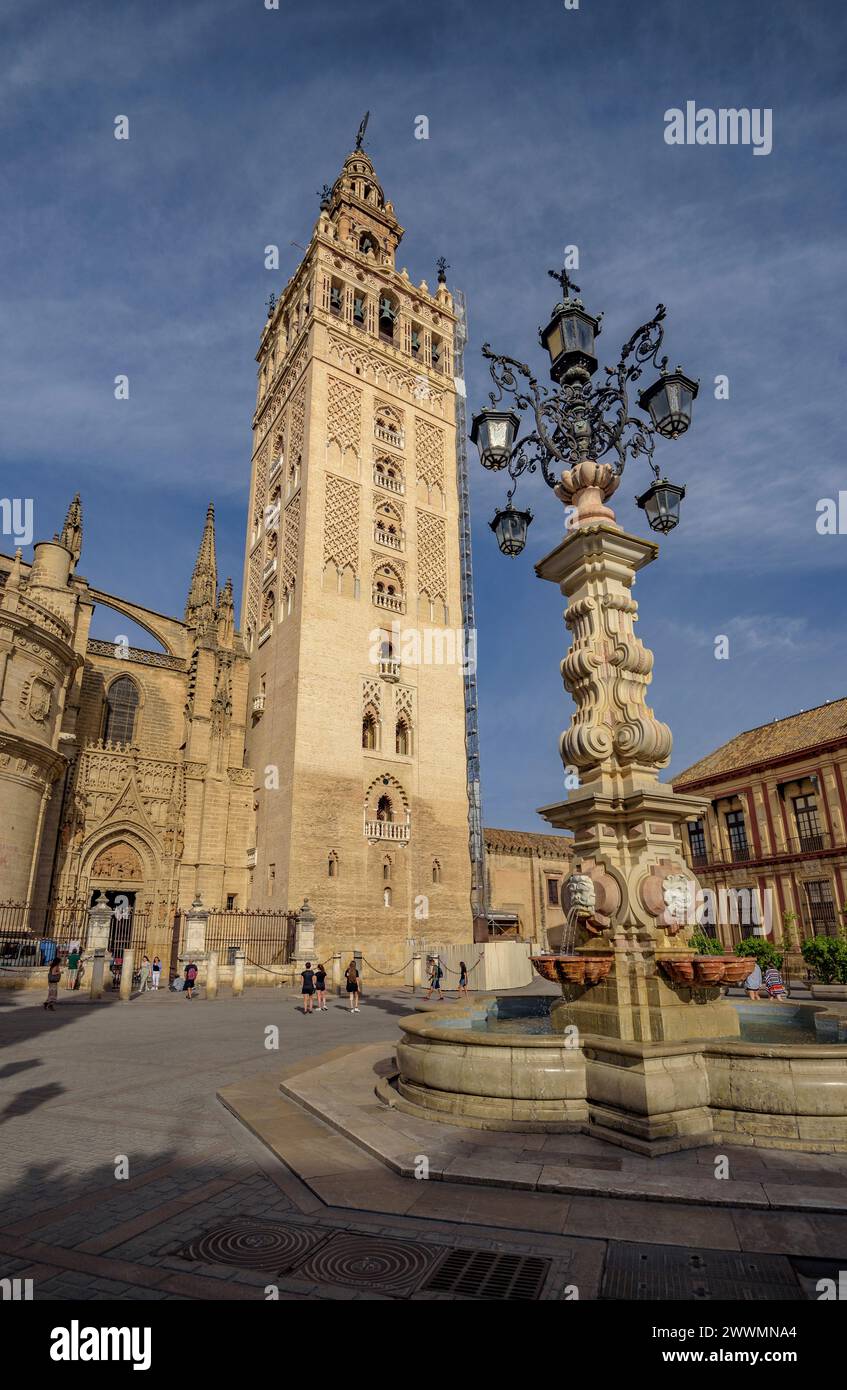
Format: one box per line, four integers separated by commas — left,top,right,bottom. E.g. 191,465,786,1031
232,949,245,998
331,952,342,996
206,950,219,1001
119,948,134,1001
89,948,106,1001
412,952,422,994
184,895,208,957
354,948,363,998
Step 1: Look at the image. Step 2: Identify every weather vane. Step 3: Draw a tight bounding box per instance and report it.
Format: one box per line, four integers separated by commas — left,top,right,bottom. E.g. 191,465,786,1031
266,292,276,318
548,265,580,299
355,110,370,150
436,256,449,284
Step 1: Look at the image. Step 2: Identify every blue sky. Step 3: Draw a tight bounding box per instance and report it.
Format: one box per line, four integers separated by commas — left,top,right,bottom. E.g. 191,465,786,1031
2,0,845,830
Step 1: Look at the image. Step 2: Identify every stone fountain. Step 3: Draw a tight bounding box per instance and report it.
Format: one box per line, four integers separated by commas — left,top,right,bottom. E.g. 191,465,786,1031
392,274,847,1155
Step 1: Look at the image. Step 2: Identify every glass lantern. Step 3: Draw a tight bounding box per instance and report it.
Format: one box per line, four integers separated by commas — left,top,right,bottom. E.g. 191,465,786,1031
489,501,533,556
638,368,699,439
635,478,686,534
470,408,520,471
540,300,602,382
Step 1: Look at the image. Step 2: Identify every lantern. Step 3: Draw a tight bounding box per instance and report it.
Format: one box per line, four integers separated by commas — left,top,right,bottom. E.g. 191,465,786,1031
540,298,602,382
489,501,533,556
635,478,686,534
470,408,520,471
638,367,699,439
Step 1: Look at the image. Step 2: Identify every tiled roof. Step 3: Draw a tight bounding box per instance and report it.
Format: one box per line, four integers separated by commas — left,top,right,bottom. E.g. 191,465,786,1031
484,826,573,857
673,698,847,787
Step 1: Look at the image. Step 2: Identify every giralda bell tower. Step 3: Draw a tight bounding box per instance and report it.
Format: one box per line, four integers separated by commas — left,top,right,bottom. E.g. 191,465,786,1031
241,128,472,971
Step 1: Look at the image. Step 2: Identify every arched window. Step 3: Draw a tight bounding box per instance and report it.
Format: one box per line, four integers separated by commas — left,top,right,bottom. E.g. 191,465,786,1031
432,859,442,885
379,294,397,344
376,794,393,823
262,590,275,625
360,231,377,255
103,676,139,745
383,886,392,907
328,851,339,879
362,711,377,750
383,856,392,881
395,718,410,756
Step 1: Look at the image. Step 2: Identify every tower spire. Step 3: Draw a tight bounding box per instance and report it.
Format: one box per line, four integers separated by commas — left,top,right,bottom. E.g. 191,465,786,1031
185,501,218,632
60,493,83,568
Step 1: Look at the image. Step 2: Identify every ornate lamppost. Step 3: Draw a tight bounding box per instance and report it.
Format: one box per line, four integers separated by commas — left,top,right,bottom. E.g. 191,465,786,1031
470,264,744,1063
471,266,698,555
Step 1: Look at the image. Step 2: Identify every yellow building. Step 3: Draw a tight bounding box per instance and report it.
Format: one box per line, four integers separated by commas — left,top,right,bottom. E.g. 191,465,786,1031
483,828,573,947
673,699,847,949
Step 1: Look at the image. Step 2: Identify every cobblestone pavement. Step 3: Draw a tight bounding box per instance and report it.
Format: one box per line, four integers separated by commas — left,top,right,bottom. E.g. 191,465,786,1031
0,984,843,1301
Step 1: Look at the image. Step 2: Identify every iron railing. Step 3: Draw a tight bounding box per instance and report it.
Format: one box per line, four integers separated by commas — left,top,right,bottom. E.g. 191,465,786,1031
202,908,298,966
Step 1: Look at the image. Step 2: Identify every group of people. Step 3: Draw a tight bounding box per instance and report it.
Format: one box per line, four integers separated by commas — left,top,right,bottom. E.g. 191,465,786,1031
425,958,469,1000
300,959,366,1012
136,956,165,992
744,960,788,1001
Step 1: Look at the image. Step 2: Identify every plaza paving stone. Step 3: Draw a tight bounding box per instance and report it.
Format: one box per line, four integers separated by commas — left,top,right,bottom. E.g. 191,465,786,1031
0,983,845,1300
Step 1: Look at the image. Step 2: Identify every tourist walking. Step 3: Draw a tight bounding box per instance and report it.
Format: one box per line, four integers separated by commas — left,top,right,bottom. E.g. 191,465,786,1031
345,959,360,1012
138,955,151,992
151,956,162,990
425,956,444,1001
457,960,469,997
744,961,762,1001
183,960,199,999
44,954,62,1011
301,961,316,1013
764,964,788,1001
314,962,327,1011
65,944,81,989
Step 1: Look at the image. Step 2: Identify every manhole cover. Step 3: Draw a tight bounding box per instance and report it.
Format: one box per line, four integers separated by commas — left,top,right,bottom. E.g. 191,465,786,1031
422,1248,550,1300
297,1232,442,1294
181,1220,326,1272
602,1243,802,1301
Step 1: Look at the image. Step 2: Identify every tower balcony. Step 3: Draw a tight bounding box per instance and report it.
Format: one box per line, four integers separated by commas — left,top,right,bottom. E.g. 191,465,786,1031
373,590,405,614
378,657,401,681
373,469,404,495
252,693,266,717
373,526,404,551
365,820,410,843
374,424,405,449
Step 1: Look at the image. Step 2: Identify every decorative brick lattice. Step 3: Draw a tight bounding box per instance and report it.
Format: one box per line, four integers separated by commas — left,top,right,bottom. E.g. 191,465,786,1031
362,677,381,715
416,510,447,599
282,493,300,592
323,475,360,575
415,418,445,491
289,380,307,468
246,550,261,634
395,684,413,724
327,376,362,453
327,332,447,413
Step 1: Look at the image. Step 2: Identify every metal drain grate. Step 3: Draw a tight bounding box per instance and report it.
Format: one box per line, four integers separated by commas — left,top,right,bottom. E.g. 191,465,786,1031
422,1249,550,1300
296,1232,442,1294
602,1242,802,1301
180,1220,327,1272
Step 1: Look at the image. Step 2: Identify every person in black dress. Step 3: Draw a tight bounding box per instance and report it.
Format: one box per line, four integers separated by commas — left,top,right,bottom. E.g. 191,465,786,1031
314,962,327,1011
301,961,315,1013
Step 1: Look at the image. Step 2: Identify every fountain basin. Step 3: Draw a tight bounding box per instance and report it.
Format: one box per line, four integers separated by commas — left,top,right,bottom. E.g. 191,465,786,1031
531,953,614,986
395,995,847,1151
657,955,755,987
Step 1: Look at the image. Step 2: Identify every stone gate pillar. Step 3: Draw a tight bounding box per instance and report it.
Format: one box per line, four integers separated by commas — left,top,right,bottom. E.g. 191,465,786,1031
86,892,112,952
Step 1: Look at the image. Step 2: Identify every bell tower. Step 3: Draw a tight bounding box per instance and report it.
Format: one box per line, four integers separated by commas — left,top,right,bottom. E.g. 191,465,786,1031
241,131,473,969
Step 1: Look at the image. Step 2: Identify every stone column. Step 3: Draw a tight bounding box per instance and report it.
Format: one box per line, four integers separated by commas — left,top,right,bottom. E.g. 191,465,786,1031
183,895,208,956
119,948,134,1001
88,949,106,1001
232,949,245,998
533,460,739,1050
206,950,219,1001
331,951,342,995
294,899,316,966
86,892,112,953
354,947,363,996
412,952,422,993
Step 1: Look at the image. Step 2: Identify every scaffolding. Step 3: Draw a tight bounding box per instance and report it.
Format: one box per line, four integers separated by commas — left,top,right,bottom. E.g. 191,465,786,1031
452,289,486,922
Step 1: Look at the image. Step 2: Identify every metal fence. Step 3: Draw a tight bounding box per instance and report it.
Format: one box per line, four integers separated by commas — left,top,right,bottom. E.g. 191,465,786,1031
0,901,148,969
202,908,298,966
